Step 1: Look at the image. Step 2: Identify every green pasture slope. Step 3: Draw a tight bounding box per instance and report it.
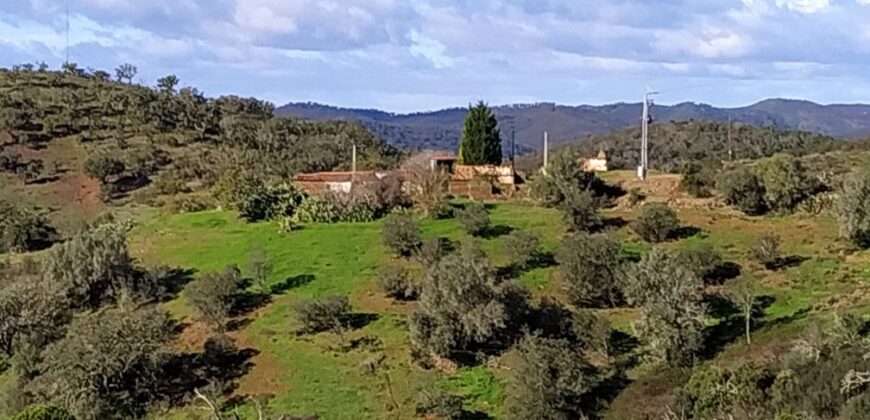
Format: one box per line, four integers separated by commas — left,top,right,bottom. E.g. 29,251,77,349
129,200,870,419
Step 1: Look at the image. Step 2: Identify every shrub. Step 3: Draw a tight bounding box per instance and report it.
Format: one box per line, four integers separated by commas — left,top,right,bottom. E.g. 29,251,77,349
529,153,606,208
751,234,781,270
505,334,603,420
503,230,542,270
292,192,384,224
681,162,712,198
835,168,870,248
756,154,817,213
11,405,76,420
382,213,422,257
719,167,767,215
627,188,646,207
679,363,775,419
624,248,705,366
632,203,680,243
456,202,490,236
412,237,452,269
678,243,724,284
415,389,464,420
556,233,624,308
410,243,529,360
185,266,243,330
161,193,215,214
560,189,602,232
0,203,57,253
84,154,125,184
238,182,306,222
406,166,449,218
294,295,351,334
376,265,418,300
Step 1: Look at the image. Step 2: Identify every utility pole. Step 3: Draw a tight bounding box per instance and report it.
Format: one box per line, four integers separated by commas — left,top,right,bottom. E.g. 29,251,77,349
510,126,516,172
351,143,357,191
727,117,733,162
543,131,549,174
65,0,70,65
639,88,657,180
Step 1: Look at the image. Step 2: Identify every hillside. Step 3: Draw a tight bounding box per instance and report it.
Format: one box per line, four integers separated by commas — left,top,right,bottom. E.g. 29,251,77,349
276,99,870,152
516,120,854,173
0,67,400,231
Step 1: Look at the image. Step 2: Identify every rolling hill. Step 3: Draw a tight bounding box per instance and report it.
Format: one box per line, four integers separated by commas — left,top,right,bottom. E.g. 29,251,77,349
276,99,870,153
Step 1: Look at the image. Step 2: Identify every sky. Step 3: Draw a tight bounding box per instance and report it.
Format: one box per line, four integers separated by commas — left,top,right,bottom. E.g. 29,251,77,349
2,0,870,112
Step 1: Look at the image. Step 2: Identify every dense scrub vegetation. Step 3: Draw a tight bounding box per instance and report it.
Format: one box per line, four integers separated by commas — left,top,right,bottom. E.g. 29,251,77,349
0,65,401,210
518,120,850,174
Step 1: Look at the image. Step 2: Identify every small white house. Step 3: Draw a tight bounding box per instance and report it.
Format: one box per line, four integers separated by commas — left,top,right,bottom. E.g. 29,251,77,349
581,149,609,172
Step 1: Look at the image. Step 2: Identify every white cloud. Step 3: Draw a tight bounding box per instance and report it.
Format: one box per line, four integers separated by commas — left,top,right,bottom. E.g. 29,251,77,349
774,0,831,13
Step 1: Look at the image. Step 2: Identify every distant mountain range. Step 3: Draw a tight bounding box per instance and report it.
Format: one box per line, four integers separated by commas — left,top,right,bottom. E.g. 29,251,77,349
276,99,870,153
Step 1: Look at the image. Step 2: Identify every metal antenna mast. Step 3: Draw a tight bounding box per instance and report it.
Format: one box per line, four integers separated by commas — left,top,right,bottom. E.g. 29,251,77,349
639,87,657,180
65,0,71,65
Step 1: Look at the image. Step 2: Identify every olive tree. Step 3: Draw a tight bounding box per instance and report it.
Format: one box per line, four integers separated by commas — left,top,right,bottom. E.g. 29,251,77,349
624,248,706,366
185,266,243,331
756,153,817,213
27,304,174,420
456,202,490,236
409,243,529,360
505,334,602,420
382,213,422,257
835,168,870,248
632,203,680,243
556,233,624,308
40,223,142,309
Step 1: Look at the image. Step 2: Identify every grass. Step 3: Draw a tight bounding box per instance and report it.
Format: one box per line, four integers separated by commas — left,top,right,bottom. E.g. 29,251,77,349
132,202,564,419
84,174,870,418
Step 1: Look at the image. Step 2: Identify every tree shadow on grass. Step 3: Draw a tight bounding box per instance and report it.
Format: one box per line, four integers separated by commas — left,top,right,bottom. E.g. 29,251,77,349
706,262,742,285
344,312,380,330
478,224,514,239
766,255,810,271
496,251,556,280
155,338,258,407
599,217,629,231
701,293,777,359
233,274,316,317
670,226,702,240
154,267,196,302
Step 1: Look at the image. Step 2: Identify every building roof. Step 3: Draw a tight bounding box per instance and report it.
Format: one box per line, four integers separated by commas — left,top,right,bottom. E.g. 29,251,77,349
292,171,387,183
431,155,458,162
597,148,607,159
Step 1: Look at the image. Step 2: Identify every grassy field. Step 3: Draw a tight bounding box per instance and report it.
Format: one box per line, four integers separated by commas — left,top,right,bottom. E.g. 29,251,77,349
86,170,868,418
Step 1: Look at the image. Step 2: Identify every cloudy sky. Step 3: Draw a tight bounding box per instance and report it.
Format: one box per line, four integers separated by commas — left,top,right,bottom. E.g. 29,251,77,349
2,0,869,112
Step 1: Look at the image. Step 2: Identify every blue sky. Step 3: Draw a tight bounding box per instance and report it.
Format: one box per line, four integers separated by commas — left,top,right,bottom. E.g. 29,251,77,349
2,0,870,112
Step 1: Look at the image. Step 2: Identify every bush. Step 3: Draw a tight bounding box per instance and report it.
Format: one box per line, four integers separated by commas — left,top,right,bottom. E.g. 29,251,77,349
627,188,646,207
11,404,75,420
632,203,680,243
292,192,386,224
376,265,418,300
412,237,452,269
456,202,490,236
751,234,781,270
679,363,775,419
719,167,767,215
84,154,125,184
836,168,870,248
756,154,817,213
0,203,57,253
185,266,243,330
409,243,529,360
560,189,601,232
529,153,606,208
678,243,724,284
556,233,624,308
382,213,422,257
238,182,306,222
681,162,712,198
161,193,215,214
294,295,351,334
505,334,602,420
415,389,464,420
624,248,705,366
503,230,542,270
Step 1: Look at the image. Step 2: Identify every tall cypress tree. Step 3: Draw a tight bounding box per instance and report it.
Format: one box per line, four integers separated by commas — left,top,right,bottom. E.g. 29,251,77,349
458,101,502,165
